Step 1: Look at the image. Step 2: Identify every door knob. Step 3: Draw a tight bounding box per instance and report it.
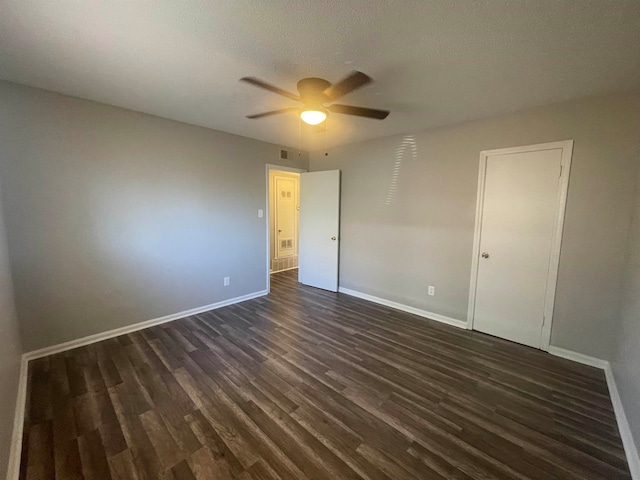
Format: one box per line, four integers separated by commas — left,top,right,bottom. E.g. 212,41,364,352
481,252,490,258
331,236,336,241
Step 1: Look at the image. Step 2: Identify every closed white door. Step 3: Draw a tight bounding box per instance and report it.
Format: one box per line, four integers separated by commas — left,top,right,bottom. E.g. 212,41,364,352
274,175,298,259
299,170,340,292
473,147,564,348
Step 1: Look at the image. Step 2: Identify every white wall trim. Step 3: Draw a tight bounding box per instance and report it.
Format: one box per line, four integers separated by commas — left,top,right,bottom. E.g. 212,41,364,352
265,164,307,295
8,290,639,478
23,289,268,361
467,140,574,351
270,266,299,274
548,346,640,479
6,356,28,480
604,363,640,480
546,345,609,369
265,163,307,174
7,288,269,479
338,287,468,330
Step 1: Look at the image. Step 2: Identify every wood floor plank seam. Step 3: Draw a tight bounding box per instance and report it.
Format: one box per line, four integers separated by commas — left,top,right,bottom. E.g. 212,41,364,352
18,270,632,480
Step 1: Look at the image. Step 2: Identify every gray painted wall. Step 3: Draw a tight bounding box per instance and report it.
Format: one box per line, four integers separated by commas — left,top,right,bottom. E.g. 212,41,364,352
0,81,308,352
310,89,640,360
0,180,22,479
614,164,640,457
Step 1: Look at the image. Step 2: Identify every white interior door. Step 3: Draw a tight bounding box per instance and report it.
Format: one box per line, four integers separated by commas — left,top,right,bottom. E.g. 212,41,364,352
274,175,298,259
299,170,340,292
473,147,564,348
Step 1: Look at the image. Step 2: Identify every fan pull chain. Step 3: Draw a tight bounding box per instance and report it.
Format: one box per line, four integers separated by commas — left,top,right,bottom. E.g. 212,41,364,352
324,116,329,156
298,115,302,157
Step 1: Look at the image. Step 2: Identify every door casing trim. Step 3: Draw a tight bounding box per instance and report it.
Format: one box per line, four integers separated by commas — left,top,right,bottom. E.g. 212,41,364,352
265,164,307,293
467,140,574,351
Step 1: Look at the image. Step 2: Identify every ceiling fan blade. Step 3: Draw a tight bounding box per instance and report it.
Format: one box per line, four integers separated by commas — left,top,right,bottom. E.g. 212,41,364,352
246,107,299,119
329,104,389,120
324,71,372,101
240,77,300,101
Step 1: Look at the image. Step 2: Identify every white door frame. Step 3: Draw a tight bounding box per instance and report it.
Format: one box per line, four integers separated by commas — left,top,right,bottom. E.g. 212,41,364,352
467,140,574,351
265,164,307,293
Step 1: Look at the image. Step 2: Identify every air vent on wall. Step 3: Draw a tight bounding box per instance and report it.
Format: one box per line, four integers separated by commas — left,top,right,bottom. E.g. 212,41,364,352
280,149,288,159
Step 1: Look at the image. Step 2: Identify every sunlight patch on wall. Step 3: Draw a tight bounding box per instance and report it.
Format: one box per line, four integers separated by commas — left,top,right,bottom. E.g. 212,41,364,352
385,135,417,205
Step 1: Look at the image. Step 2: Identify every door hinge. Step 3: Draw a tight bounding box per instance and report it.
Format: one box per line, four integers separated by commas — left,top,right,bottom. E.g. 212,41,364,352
542,315,546,325
559,165,563,178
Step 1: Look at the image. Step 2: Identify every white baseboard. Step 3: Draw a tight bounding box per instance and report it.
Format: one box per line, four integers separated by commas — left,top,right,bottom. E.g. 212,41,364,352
8,288,269,480
270,266,299,274
6,356,28,480
338,287,468,330
546,345,609,369
548,346,640,479
23,289,268,361
604,363,640,479
9,290,638,479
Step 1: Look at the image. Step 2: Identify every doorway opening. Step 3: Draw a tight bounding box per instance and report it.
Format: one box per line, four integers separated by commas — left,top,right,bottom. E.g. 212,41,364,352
265,165,341,294
265,164,306,290
269,168,301,274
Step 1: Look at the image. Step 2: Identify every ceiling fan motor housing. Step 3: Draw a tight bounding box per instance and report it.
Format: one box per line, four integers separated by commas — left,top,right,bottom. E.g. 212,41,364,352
297,77,331,105
241,71,389,121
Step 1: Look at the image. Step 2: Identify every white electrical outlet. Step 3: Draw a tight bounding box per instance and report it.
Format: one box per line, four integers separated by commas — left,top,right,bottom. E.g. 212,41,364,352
223,277,230,286
428,285,435,296
258,209,264,218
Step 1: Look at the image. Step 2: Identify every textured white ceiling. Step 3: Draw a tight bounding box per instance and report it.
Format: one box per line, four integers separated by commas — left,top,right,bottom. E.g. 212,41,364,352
1,1,639,150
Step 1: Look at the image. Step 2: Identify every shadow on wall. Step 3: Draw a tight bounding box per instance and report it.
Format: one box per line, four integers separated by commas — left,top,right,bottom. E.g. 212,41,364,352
386,135,417,205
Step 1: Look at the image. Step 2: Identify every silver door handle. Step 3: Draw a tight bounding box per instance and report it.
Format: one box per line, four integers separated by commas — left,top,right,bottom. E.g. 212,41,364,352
331,236,336,241
481,252,489,258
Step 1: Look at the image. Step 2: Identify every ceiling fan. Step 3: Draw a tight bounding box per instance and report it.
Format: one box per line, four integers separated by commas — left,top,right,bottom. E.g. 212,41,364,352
240,71,389,126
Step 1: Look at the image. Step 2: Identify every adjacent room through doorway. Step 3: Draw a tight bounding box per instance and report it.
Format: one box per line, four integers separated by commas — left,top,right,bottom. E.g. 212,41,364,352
2,3,640,478
266,165,342,294
268,167,302,274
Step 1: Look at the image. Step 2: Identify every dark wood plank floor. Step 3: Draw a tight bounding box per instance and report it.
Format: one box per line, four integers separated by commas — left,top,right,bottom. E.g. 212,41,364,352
20,269,631,479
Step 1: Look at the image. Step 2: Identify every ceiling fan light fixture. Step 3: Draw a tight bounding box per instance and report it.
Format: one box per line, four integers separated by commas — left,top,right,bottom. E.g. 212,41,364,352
241,72,389,123
300,108,327,125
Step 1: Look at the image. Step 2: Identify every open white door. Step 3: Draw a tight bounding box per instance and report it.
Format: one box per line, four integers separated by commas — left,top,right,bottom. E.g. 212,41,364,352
299,170,340,292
